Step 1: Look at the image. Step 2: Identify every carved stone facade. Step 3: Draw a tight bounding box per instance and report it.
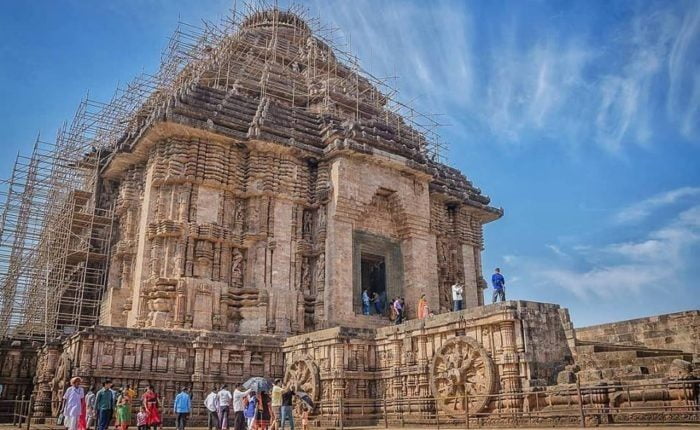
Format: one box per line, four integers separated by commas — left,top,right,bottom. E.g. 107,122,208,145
95,10,502,335
31,326,284,418
4,8,699,428
0,340,37,402
283,301,700,426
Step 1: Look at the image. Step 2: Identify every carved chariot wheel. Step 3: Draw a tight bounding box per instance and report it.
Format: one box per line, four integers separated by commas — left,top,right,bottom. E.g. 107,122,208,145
284,358,320,402
429,336,496,417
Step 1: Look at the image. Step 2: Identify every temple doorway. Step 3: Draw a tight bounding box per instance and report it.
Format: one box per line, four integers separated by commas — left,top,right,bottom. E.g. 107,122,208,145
353,230,403,316
361,253,386,315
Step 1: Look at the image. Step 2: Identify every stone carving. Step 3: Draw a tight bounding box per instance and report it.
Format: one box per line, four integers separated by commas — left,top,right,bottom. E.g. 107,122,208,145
231,249,244,288
50,351,72,415
302,210,313,238
284,358,320,402
429,336,496,416
300,257,310,294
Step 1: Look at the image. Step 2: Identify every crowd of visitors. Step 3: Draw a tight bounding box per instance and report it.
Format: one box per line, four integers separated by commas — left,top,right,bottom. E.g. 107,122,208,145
361,267,508,324
62,379,311,430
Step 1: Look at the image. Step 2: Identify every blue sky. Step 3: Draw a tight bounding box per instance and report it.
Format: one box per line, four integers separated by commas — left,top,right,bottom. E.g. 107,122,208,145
0,0,698,327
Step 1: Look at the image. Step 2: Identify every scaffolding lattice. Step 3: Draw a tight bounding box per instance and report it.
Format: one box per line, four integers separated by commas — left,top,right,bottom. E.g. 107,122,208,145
0,1,447,341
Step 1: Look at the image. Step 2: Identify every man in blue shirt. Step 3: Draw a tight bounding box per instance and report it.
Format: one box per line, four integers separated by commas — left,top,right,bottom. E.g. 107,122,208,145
174,387,192,430
492,268,506,303
95,380,115,430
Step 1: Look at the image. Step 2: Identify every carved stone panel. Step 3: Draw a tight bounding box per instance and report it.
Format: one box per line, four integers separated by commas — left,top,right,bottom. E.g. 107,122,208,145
284,358,320,401
429,336,496,416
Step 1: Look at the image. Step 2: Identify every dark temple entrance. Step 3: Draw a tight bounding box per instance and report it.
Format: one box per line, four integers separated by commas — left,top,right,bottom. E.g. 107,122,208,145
353,231,403,316
361,253,386,314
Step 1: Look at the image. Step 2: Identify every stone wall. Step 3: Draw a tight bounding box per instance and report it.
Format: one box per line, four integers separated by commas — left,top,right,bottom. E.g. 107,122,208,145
0,340,37,400
32,326,284,420
575,310,700,354
282,302,699,426
283,301,574,422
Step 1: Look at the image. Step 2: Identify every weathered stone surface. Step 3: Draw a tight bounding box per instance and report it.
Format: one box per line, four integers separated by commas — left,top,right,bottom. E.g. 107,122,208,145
4,7,699,428
32,326,284,418
575,310,700,354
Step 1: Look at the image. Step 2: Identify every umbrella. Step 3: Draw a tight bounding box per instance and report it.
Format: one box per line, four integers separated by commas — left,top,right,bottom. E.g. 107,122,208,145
295,391,314,410
243,377,273,393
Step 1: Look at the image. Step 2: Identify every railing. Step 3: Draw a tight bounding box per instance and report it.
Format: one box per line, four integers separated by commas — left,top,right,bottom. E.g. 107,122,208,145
0,395,34,428
0,379,697,428
315,379,700,428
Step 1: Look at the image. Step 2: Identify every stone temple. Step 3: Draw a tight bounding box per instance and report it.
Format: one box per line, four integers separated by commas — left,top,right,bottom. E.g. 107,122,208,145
0,6,697,427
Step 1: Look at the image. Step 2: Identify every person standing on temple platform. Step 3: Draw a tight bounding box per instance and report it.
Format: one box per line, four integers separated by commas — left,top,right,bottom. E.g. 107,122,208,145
141,385,161,430
392,297,399,324
125,386,138,403
135,407,147,430
244,391,257,430
232,385,252,430
361,289,370,315
300,405,309,430
371,292,383,315
451,281,464,311
270,380,283,430
115,388,133,430
417,294,429,320
204,388,219,430
279,386,296,430
492,268,506,303
393,297,404,324
85,386,96,430
217,385,233,430
62,377,85,430
254,391,272,430
95,380,115,430
174,387,191,430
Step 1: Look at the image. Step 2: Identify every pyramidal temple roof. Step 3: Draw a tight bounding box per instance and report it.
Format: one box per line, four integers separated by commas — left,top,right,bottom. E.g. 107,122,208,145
105,7,502,219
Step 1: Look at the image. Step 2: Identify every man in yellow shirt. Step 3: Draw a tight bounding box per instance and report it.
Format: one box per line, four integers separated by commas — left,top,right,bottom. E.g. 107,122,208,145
270,379,283,430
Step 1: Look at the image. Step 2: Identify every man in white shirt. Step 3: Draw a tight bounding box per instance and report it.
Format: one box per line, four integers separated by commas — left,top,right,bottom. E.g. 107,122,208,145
232,385,252,430
217,385,233,430
204,388,219,430
62,377,85,430
451,282,464,311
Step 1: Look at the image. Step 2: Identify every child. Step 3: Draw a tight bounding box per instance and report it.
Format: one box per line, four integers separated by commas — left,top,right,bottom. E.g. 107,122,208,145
301,406,309,430
136,407,147,430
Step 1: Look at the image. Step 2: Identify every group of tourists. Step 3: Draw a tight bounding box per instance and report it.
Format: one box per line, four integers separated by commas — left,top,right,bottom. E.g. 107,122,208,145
63,379,309,430
61,379,162,430
203,380,309,430
361,268,508,324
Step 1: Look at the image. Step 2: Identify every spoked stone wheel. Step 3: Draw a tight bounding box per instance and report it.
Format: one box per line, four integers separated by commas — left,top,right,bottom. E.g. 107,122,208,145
284,358,320,402
429,336,496,417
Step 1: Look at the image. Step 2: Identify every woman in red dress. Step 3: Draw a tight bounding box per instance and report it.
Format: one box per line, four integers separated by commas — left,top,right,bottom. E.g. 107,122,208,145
141,386,161,430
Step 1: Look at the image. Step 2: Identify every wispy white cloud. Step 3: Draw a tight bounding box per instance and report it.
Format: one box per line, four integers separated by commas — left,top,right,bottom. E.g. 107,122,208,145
667,5,700,139
506,194,700,301
546,244,569,258
613,186,700,224
314,0,700,153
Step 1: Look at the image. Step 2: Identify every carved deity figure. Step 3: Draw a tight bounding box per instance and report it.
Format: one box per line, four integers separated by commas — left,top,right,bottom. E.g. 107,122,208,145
231,249,244,287
248,202,259,233
234,200,245,231
299,261,310,294
317,207,326,230
302,210,313,237
314,253,325,286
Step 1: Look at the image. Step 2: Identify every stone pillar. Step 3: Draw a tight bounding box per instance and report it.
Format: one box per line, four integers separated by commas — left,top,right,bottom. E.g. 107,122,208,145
499,320,522,411
461,245,480,308
34,344,61,416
